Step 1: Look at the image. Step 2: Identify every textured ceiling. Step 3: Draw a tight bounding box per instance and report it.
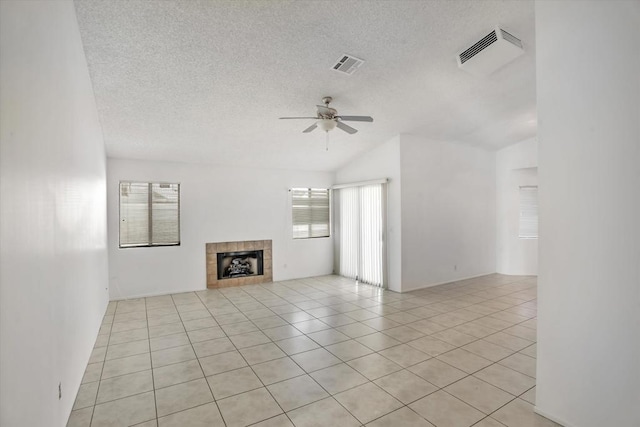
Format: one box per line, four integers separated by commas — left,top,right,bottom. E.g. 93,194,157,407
74,0,536,172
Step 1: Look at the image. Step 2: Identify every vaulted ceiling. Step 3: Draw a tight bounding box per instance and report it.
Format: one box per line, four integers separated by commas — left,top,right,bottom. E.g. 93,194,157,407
74,0,536,171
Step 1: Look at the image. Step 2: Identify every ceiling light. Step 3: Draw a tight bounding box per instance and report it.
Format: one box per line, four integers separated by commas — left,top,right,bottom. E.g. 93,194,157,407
317,119,337,132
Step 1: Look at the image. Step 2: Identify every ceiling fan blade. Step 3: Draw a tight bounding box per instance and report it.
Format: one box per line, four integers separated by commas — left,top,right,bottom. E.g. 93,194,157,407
316,105,332,116
280,117,317,119
336,121,358,134
302,123,318,133
337,115,374,122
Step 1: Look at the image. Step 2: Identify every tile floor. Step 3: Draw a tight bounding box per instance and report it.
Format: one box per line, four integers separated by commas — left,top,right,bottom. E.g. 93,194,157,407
68,274,559,427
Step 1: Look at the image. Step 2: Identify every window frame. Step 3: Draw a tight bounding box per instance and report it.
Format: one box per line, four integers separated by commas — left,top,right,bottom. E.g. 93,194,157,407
119,181,181,248
291,187,331,239
518,185,538,239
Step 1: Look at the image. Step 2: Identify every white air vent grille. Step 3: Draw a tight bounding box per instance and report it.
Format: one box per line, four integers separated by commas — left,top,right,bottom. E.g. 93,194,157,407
457,26,524,77
332,54,364,75
459,30,498,65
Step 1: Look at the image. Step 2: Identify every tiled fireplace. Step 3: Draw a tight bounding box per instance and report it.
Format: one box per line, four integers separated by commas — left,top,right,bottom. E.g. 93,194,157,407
206,240,272,288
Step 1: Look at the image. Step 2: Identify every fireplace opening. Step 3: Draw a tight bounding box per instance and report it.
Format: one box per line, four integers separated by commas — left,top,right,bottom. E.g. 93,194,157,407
217,250,264,280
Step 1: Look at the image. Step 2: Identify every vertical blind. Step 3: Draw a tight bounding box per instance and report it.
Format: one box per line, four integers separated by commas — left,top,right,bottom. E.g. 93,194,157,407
519,185,538,239
337,183,385,287
119,182,180,247
291,188,330,239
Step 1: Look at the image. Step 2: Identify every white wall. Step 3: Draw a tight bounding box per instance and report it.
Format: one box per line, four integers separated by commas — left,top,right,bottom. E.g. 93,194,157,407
0,2,109,426
335,136,403,292
496,138,538,275
400,135,496,291
536,2,640,427
108,159,334,299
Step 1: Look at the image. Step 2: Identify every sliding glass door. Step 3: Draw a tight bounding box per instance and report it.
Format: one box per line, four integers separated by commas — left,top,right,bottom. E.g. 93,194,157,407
335,182,386,287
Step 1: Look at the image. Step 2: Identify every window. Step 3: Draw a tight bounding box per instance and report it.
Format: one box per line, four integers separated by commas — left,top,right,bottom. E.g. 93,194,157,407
119,182,180,247
519,185,538,239
291,188,330,239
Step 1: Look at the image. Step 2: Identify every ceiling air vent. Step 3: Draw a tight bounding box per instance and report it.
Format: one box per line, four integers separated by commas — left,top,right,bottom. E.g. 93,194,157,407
332,54,364,75
457,27,524,77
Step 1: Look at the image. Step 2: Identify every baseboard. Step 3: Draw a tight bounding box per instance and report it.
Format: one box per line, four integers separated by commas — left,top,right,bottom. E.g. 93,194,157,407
534,406,573,427
400,272,497,293
110,287,205,301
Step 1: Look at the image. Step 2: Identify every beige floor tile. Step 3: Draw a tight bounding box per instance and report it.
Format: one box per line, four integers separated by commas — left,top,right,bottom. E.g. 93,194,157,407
378,344,431,368
291,347,342,372
187,326,226,343
102,353,151,379
155,378,213,417
452,322,499,339
183,316,218,331
275,335,320,355
437,348,493,374
108,328,149,346
157,402,224,427
484,331,533,352
89,346,107,364
251,414,294,426
519,343,537,358
220,321,259,336
229,330,271,349
240,342,287,365
287,397,360,427
199,350,248,376
111,320,148,334
96,370,153,404
207,366,263,399
409,358,468,388
410,390,485,427
150,333,190,352
499,352,537,378
263,325,303,341
73,381,99,410
445,375,515,414
91,391,156,427
151,344,196,368
217,387,283,427
356,332,402,351
382,325,425,343
81,362,103,384
325,339,374,361
149,322,185,338
322,313,361,327
105,339,150,361
492,398,561,427
504,325,537,342
406,319,449,335
474,364,536,396
66,407,93,427
267,374,329,411
292,319,331,334
148,314,181,327
374,369,438,404
310,363,369,394
472,417,508,427
431,329,477,346
366,407,435,427
152,359,204,389
306,328,351,346
335,322,378,338
252,356,305,385
463,339,515,362
192,337,235,358
347,353,402,380
334,382,403,424
407,336,456,357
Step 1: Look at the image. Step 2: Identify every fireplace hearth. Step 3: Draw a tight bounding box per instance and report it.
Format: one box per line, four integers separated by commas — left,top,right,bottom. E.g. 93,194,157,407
217,250,264,279
206,240,272,288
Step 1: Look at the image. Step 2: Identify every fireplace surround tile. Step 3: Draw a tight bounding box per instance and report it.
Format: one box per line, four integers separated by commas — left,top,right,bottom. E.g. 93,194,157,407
206,240,273,289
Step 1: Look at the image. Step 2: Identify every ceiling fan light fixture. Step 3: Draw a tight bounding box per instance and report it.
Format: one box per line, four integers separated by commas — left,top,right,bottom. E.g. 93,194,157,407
317,119,337,132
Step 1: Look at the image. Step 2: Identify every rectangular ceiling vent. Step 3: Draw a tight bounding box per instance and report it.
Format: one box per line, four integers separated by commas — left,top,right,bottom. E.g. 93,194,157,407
457,27,524,77
332,54,364,75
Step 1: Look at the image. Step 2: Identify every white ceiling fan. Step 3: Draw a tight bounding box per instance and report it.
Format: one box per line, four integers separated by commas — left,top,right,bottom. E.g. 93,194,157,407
280,96,373,135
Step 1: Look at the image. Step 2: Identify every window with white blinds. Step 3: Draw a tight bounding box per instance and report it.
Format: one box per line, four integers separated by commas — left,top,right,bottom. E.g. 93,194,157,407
291,188,330,239
119,182,180,247
519,186,538,239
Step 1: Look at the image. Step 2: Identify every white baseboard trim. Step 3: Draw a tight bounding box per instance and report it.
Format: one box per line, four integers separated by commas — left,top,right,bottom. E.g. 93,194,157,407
534,406,573,427
400,272,497,293
110,287,205,301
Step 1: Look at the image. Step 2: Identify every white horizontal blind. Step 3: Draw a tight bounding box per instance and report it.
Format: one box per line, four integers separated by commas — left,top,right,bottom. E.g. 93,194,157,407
291,188,330,239
337,183,385,287
519,186,538,239
120,182,180,247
